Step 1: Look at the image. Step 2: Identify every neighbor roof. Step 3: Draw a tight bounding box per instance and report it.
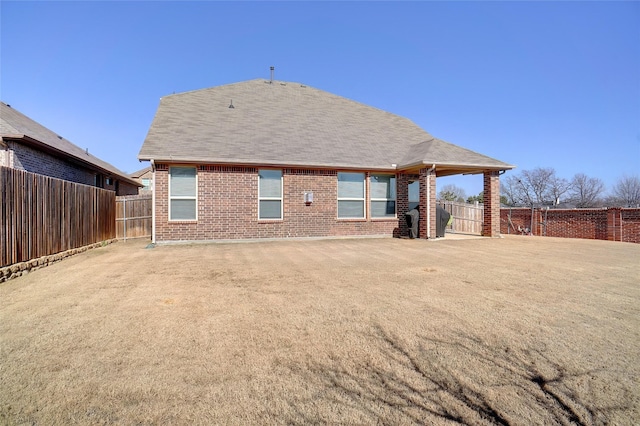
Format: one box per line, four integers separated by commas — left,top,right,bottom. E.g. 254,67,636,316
1,102,140,186
130,165,152,179
139,79,513,175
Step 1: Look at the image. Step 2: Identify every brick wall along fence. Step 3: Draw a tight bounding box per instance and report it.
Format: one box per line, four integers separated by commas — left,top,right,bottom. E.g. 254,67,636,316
501,207,640,244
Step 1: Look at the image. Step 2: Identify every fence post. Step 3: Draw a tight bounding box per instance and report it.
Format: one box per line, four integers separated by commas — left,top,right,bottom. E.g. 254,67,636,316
123,198,127,241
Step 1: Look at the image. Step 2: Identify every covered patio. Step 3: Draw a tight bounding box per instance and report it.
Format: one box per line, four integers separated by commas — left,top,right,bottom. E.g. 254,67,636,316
395,138,512,239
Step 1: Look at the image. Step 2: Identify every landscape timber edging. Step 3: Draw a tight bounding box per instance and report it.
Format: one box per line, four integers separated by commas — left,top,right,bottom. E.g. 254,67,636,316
0,239,117,283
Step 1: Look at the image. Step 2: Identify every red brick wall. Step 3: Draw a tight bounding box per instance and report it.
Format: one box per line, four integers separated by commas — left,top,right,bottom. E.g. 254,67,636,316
482,171,500,237
154,164,400,241
621,209,640,244
500,207,640,243
542,209,608,240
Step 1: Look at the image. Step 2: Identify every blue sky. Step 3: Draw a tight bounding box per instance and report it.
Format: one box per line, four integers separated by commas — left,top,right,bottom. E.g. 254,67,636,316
2,1,638,197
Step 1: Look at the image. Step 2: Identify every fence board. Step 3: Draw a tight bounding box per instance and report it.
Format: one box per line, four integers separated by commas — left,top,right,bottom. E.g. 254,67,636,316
0,167,116,267
116,194,152,240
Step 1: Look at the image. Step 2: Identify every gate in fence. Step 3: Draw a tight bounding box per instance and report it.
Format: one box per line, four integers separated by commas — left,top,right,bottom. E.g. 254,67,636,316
115,194,152,240
438,201,484,235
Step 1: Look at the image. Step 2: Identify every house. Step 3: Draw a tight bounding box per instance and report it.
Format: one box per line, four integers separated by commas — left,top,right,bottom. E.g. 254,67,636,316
130,166,152,194
1,102,140,195
138,78,514,243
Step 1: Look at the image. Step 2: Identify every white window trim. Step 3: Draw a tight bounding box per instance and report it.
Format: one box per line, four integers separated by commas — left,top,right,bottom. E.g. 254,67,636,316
370,174,397,219
337,172,366,219
258,169,283,220
168,166,198,222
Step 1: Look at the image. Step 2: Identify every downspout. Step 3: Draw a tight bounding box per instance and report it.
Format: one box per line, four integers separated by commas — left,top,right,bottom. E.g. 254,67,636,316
426,164,435,239
151,159,156,244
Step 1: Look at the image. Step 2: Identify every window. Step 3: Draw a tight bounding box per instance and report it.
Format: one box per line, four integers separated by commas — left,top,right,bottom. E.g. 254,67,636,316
169,166,197,220
141,178,151,190
259,169,282,220
370,174,396,218
408,181,420,211
94,173,104,188
337,172,365,218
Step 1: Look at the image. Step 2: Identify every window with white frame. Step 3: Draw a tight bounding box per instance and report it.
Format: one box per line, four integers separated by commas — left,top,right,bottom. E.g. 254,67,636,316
337,172,365,218
169,166,197,221
258,169,283,220
408,180,420,211
141,178,151,191
370,174,396,218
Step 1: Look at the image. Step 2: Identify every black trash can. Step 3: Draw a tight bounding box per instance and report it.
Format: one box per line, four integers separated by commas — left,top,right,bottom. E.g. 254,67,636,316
436,206,451,238
405,208,419,239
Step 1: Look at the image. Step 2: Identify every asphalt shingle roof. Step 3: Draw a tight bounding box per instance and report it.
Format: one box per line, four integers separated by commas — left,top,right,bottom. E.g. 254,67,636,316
139,79,513,174
1,102,139,186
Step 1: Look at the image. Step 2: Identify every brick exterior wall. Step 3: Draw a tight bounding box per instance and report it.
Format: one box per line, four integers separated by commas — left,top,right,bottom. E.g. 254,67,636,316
10,141,95,185
0,145,8,167
154,164,402,241
500,207,640,244
115,181,140,196
6,141,138,196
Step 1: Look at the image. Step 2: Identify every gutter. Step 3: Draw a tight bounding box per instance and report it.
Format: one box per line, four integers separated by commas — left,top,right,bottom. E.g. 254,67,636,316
151,159,156,244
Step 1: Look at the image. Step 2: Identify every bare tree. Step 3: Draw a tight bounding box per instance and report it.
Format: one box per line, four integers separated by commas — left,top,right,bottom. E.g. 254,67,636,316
569,173,605,208
548,175,572,206
438,184,466,202
521,167,556,205
501,176,522,206
502,167,559,206
612,175,640,207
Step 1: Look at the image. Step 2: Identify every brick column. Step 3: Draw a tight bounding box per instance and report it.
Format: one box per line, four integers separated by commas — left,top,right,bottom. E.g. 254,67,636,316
419,167,436,239
482,171,501,237
607,208,622,241
396,173,410,237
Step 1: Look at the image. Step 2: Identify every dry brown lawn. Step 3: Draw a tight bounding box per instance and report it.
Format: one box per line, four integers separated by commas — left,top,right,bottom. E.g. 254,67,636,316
1,235,639,425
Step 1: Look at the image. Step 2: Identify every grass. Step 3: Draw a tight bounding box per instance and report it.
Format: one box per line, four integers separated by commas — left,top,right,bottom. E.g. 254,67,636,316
1,236,639,425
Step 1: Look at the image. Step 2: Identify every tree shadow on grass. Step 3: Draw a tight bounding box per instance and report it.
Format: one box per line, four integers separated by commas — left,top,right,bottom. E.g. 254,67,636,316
277,325,633,425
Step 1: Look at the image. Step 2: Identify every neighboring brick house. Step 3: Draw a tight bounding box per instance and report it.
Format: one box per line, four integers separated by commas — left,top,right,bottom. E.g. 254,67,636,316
130,166,152,194
138,79,514,243
1,102,140,195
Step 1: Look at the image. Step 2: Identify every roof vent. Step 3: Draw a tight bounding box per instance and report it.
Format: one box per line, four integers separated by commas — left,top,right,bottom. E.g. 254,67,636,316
270,66,274,84
228,99,234,109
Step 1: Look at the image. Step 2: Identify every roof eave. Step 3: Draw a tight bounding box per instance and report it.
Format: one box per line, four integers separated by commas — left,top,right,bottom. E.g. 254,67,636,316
398,159,515,174
5,135,141,187
138,155,399,172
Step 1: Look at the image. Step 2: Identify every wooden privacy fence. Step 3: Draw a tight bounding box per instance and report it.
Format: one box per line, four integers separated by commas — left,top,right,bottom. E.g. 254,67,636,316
438,201,483,235
116,194,152,240
1,167,116,267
